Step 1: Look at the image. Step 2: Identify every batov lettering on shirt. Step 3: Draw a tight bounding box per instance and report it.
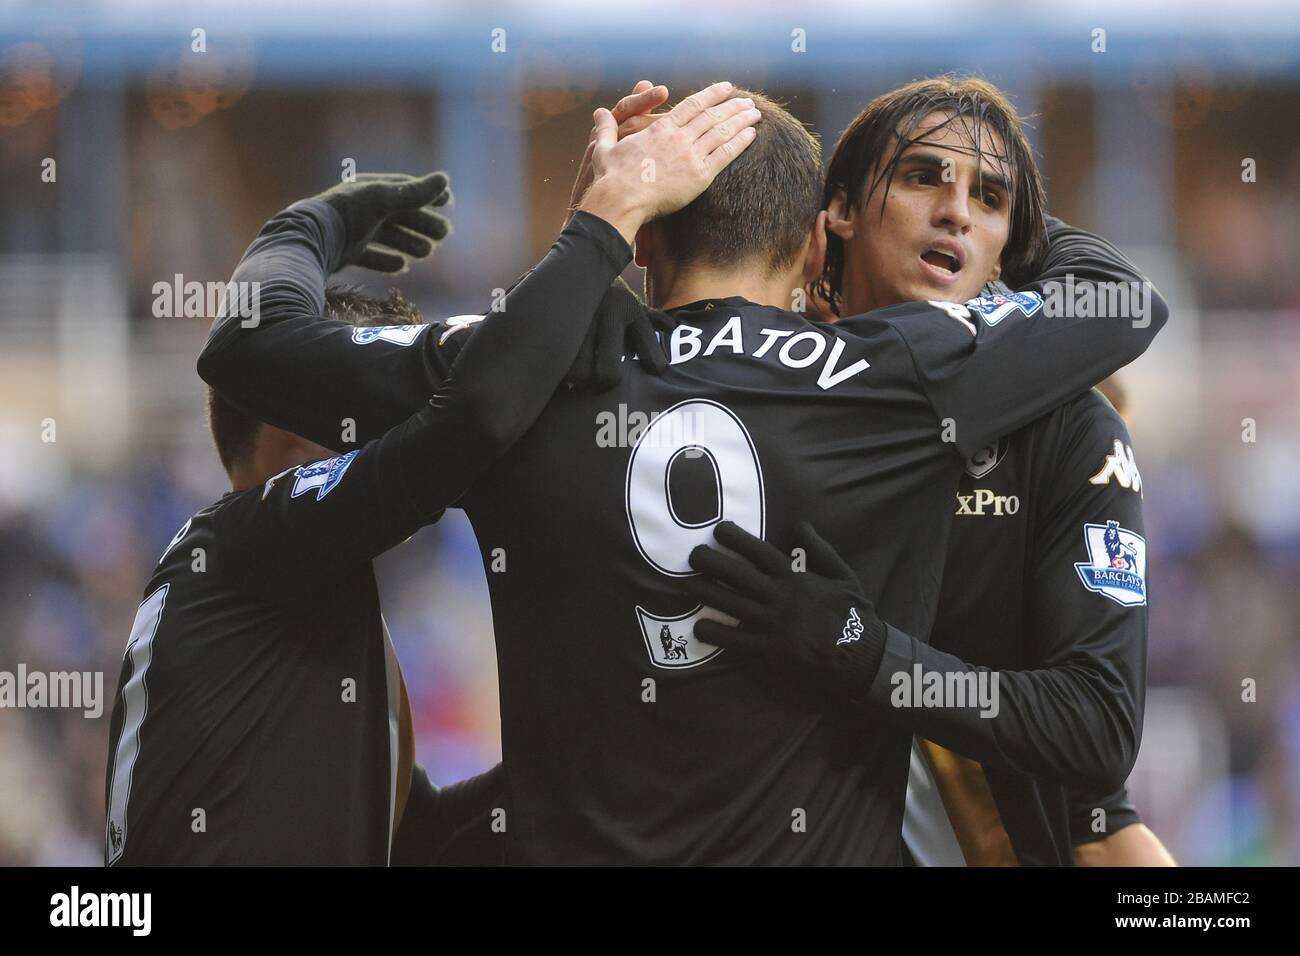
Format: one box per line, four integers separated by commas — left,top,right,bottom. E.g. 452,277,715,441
665,317,870,390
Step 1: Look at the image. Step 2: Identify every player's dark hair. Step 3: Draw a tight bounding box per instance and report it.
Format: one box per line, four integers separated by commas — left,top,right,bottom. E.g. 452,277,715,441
654,89,822,276
814,75,1048,315
206,286,423,474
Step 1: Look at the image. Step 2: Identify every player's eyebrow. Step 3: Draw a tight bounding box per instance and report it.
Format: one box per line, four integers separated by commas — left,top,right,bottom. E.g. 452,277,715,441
898,148,1012,196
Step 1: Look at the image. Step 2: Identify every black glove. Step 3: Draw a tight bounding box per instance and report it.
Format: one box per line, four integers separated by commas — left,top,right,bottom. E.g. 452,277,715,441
313,171,452,273
566,277,671,392
685,520,888,703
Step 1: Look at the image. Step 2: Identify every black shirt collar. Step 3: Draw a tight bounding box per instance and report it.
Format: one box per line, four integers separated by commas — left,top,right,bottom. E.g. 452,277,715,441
670,296,761,314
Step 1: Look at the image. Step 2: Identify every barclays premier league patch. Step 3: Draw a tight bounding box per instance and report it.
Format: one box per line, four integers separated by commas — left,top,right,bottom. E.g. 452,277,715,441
350,324,426,346
291,451,359,502
1074,520,1147,607
963,291,1044,327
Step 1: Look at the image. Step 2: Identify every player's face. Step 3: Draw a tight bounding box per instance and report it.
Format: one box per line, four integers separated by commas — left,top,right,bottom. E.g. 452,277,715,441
829,112,1012,313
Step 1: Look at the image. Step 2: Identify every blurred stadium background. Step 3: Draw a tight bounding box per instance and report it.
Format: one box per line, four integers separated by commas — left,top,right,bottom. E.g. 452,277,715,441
0,1,1297,865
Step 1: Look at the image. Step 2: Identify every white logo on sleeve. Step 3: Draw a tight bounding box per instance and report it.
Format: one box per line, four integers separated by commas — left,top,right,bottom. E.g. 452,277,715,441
1089,439,1142,494
928,300,977,335
290,451,358,501
962,291,1044,326
1075,520,1147,606
350,324,426,346
838,607,865,645
438,314,485,346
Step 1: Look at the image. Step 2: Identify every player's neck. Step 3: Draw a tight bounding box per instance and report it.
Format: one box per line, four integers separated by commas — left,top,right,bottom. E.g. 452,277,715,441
228,464,259,493
229,458,281,494
650,260,805,312
228,439,311,493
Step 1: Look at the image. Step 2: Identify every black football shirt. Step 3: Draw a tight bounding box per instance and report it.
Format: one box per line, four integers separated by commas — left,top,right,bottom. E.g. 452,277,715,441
105,455,413,865
900,389,1149,866
204,210,1167,864
107,201,633,865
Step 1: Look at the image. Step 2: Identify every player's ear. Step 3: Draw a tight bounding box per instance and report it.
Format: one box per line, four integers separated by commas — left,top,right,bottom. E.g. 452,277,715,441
824,188,855,241
803,212,827,286
633,223,654,268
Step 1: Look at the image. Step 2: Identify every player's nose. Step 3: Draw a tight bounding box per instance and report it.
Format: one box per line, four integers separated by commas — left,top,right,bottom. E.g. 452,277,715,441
931,184,972,232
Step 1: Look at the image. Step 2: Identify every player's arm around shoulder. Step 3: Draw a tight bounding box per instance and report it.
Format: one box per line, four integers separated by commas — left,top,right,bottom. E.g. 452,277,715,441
209,417,447,590
862,218,1169,460
197,177,459,451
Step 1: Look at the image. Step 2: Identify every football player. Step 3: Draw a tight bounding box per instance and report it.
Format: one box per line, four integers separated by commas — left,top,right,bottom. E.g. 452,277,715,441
103,134,744,864
686,77,1174,865
198,79,1167,864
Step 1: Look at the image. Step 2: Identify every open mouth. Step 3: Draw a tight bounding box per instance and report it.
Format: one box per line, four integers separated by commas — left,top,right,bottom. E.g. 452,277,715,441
920,249,962,274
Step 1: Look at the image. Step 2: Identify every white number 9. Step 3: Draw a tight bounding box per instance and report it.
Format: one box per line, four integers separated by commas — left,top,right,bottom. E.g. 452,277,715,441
624,399,764,668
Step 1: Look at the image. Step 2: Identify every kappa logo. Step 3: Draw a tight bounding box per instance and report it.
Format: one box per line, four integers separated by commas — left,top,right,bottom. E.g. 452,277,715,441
350,324,426,347
928,300,977,335
290,451,358,501
964,438,1007,478
437,314,485,346
1075,520,1147,606
1089,439,1142,494
838,607,864,645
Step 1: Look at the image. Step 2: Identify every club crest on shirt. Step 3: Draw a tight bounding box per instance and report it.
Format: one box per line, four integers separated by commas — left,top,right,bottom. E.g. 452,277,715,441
291,451,358,502
963,291,1043,327
1074,520,1147,607
963,438,1008,478
350,324,426,346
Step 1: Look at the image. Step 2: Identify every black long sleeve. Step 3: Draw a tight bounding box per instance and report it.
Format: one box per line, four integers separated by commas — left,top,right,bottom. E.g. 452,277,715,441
204,203,634,578
198,200,632,455
860,397,1148,791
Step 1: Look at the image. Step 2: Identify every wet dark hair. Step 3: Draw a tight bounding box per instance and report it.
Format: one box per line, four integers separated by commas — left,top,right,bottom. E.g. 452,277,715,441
655,88,822,276
814,75,1048,315
207,285,423,474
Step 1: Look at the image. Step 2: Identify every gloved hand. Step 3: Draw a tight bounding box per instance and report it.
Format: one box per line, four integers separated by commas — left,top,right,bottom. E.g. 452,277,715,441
686,520,888,703
312,171,452,273
566,276,671,392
